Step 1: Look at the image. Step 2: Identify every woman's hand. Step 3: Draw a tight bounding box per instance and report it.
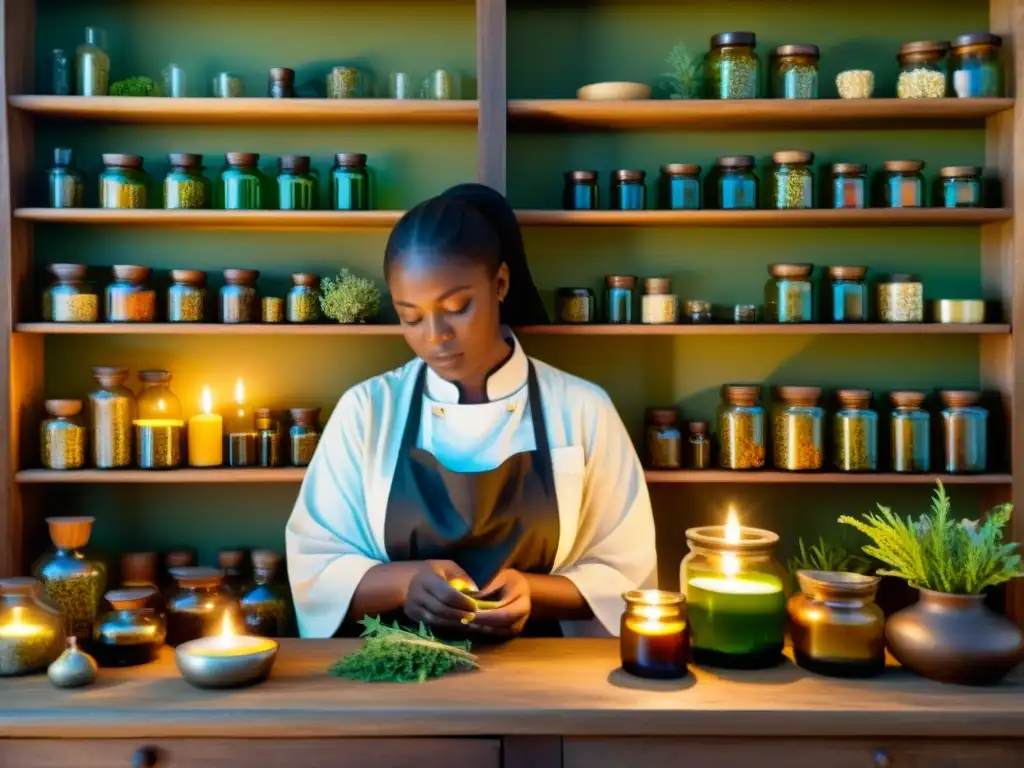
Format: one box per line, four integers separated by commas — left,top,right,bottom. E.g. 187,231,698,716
468,569,532,638
403,560,478,629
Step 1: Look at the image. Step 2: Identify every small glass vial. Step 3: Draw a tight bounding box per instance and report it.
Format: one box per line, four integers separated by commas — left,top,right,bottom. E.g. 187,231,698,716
718,385,766,470
389,72,415,99
99,154,148,209
688,421,712,469
940,390,987,473
88,366,135,469
75,27,109,96
51,49,71,95
221,269,260,323
287,273,321,323
164,153,209,210
659,164,701,210
605,275,635,324
241,550,291,637
684,300,712,324
641,278,678,324
891,390,930,473
47,148,85,208
764,263,813,323
220,153,264,210
44,263,99,323
938,166,983,208
106,265,155,322
646,408,682,470
772,386,824,471
878,274,924,323
897,41,949,99
168,269,207,323
262,297,285,323
41,400,87,470
162,63,187,97
706,31,761,99
166,567,236,647
834,389,878,472
278,155,316,211
255,408,284,468
611,170,646,210
422,69,459,99
733,304,758,323
710,155,758,210
290,407,321,467
769,150,814,209
828,266,868,322
93,588,166,667
212,72,244,97
563,170,599,210
881,160,926,208
331,153,370,211
770,44,819,99
827,163,868,209
555,288,596,324
268,67,295,98
950,33,1002,98
620,590,688,680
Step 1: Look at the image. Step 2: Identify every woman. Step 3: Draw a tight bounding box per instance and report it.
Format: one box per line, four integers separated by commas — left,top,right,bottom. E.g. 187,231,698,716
286,183,655,639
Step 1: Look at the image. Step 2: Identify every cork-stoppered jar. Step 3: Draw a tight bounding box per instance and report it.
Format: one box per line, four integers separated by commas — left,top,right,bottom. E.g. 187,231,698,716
772,386,824,471
834,389,878,472
605,275,635,324
706,31,761,99
877,274,924,323
256,408,284,468
289,407,321,467
288,273,321,323
331,153,370,211
764,263,813,323
718,385,766,470
641,278,678,325
646,408,682,470
41,399,87,470
827,163,868,209
610,170,646,210
768,150,814,210
659,164,701,210
219,152,264,210
896,41,949,99
93,588,166,667
218,550,248,598
277,155,316,211
564,170,599,210
164,153,209,209
940,390,987,474
135,370,183,470
47,148,85,208
709,155,758,210
688,421,712,470
827,266,868,322
770,44,819,99
33,517,107,643
88,366,135,469
43,263,98,323
0,577,65,676
166,567,236,647
221,269,260,323
106,265,156,323
950,33,1002,98
881,160,926,208
938,166,983,208
168,270,207,323
241,550,290,637
99,154,149,209
891,390,930,473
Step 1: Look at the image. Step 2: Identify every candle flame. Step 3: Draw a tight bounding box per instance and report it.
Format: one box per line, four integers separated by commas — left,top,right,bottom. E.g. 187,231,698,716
157,398,166,412
722,552,740,579
234,378,245,405
219,610,237,638
724,509,741,544
201,386,213,415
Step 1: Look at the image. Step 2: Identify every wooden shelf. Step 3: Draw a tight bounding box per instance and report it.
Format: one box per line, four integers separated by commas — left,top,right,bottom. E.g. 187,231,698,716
16,469,306,484
8,96,479,125
508,98,1014,130
14,209,405,229
516,209,1012,227
645,471,1012,485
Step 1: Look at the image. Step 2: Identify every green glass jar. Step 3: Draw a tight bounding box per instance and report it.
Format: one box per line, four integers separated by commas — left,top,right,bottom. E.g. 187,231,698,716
765,263,814,323
710,156,758,210
659,164,701,210
47,148,84,208
827,163,868,209
287,273,321,323
99,154,148,209
331,153,369,211
882,160,926,208
769,150,814,210
770,44,819,99
163,153,209,210
277,155,316,211
706,31,761,99
219,152,264,210
938,166,983,208
950,33,1002,98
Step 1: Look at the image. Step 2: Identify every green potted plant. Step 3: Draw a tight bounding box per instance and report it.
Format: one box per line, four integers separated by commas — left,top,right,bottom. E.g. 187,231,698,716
840,480,1023,685
319,269,381,324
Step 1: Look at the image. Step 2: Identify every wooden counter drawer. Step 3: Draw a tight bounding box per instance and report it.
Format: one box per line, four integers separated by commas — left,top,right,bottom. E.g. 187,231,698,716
564,738,1024,768
0,738,501,768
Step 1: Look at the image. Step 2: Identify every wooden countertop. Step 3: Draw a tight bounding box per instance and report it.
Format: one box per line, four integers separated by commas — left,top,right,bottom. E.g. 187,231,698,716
1,639,1022,739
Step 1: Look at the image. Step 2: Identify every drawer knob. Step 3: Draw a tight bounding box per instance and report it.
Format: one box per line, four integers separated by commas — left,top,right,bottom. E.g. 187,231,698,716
132,746,160,768
873,749,892,768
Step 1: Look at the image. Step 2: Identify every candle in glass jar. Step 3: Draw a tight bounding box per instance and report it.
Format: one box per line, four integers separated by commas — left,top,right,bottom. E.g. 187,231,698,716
188,387,223,467
619,590,688,679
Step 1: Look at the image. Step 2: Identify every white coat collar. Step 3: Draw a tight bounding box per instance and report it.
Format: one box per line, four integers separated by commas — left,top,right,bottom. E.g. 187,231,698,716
424,329,527,404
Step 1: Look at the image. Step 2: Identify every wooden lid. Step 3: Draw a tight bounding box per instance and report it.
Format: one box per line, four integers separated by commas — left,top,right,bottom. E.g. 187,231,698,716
217,549,246,569
169,566,223,588
290,407,321,427
776,385,822,406
565,170,598,182
45,516,95,550
939,166,982,178
883,160,925,173
269,66,295,82
112,265,151,283
254,407,278,420
167,153,202,168
48,263,88,282
722,384,761,406
830,163,867,175
952,33,1001,49
715,155,755,169
768,263,813,278
225,152,259,166
940,389,982,408
121,552,158,586
106,588,155,611
647,408,678,426
772,150,814,165
45,399,83,417
171,269,206,285
797,570,879,602
897,40,949,59
836,388,872,409
890,390,927,408
827,266,867,280
164,549,196,569
102,153,144,168
773,44,819,58
291,272,319,287
224,268,260,285
334,153,367,167
643,277,671,295
660,163,701,176
92,366,129,388
138,370,171,385
279,155,311,174
612,169,645,183
606,275,636,289
688,421,709,434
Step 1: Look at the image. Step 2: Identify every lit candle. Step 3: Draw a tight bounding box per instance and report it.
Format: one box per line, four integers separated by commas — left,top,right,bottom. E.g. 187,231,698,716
187,387,223,467
226,379,257,467
0,607,52,639
228,378,252,433
619,590,688,679
175,609,279,689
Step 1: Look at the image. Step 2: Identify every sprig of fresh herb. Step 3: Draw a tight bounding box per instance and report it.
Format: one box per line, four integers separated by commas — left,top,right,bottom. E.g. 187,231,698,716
662,43,703,99
788,535,871,576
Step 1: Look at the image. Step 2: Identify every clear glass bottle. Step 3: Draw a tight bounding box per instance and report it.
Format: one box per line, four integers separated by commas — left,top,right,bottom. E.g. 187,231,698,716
611,170,646,210
0,577,65,676
75,27,109,96
99,154,148,209
278,155,316,211
41,399,87,470
163,63,188,97
834,388,878,472
168,269,207,323
950,33,1002,98
326,66,363,98
106,265,155,322
827,266,868,322
772,386,824,471
710,156,758,210
882,160,926,208
166,567,236,647
219,152,264,210
659,164,701,210
890,390,930,473
421,69,459,99
564,170,599,210
619,590,688,680
47,148,85,208
241,550,290,637
646,408,682,470
940,390,987,473
769,150,814,209
93,588,165,667
718,385,766,470
764,263,814,323
51,48,71,95
287,273,321,322
688,421,712,470
256,408,284,468
938,166,983,208
706,31,761,99
164,153,209,210
897,40,949,99
331,153,370,211
877,274,924,323
88,366,135,469
134,370,183,470
32,516,107,643
221,268,260,323
605,275,635,324
827,163,868,209
43,263,98,323
290,408,321,467
770,44,819,99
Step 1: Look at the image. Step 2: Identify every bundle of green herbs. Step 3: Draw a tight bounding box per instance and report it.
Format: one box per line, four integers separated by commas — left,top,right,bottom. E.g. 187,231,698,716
839,480,1022,595
109,76,160,97
661,43,703,99
319,269,381,324
788,535,871,576
329,615,479,683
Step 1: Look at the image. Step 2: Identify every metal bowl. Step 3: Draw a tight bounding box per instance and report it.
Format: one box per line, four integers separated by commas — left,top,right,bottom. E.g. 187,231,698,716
175,635,278,689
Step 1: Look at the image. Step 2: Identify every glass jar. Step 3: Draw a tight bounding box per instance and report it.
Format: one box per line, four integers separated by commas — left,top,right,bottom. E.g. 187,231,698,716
268,66,294,99
897,41,949,99
33,516,107,643
75,26,109,96
88,366,135,469
241,550,290,637
610,170,646,211
891,390,931,473
134,370,183,470
163,63,188,97
51,48,71,95
219,152,264,210
164,153,209,210
940,390,987,473
422,69,460,99
659,164,701,210
834,388,878,472
769,150,814,210
41,399,87,470
688,421,712,470
882,160,926,208
212,72,243,98
43,263,98,323
278,155,316,211
827,266,868,322
262,297,285,323
93,588,165,667
764,263,814,323
939,166,983,208
563,170,599,210
331,153,370,211
788,571,884,678
288,273,321,323
0,577,64,676
683,300,712,324
106,264,156,322
256,408,284,468
641,278,678,325
878,274,924,323
772,386,824,471
710,156,758,210
168,269,207,323
327,66,362,98
770,44,819,99
605,275,635,324
47,148,85,208
555,288,596,324
733,304,758,324
166,567,236,647
218,550,248,599
706,31,761,99
290,407,321,466
619,590,688,680
645,408,682,470
827,163,868,209
221,268,260,323
950,33,1003,98
718,385,766,470
682,522,787,668
99,154,148,209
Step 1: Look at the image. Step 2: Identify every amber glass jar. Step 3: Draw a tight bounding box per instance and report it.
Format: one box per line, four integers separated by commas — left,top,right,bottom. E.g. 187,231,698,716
950,33,1003,98
646,408,682,470
221,268,260,323
135,370,183,470
43,263,99,323
33,516,107,643
93,588,166,667
772,386,824,471
99,154,148,209
891,390,930,473
218,550,248,598
88,366,135,469
718,385,766,470
897,41,949,99
706,31,761,99
241,550,291,637
290,407,321,466
688,421,712,470
940,390,987,473
619,590,688,680
166,567,236,647
882,160,926,208
164,153,209,209
41,399,87,470
564,170,599,210
827,163,868,209
770,44,819,99
834,389,878,472
764,263,813,323
168,269,207,323
288,273,321,323
106,265,156,322
120,552,164,615
0,577,65,676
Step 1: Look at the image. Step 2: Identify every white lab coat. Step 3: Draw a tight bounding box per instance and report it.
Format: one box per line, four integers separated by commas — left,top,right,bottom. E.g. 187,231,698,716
285,334,656,638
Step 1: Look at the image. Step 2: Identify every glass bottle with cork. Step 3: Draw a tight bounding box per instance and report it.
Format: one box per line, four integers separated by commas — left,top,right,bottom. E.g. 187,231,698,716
278,155,317,211
256,408,284,467
764,263,814,323
645,408,682,470
168,270,207,323
772,386,824,471
219,153,265,210
241,549,291,637
290,407,321,467
827,266,868,322
47,148,85,208
99,155,149,209
88,366,135,469
106,265,156,323
890,390,930,473
688,421,712,470
331,153,370,211
287,273,321,323
605,275,635,324
134,370,183,470
221,269,260,323
41,400,87,470
834,388,878,472
75,27,109,96
718,385,766,470
44,263,98,323
641,278,678,324
93,588,166,667
33,516,107,643
940,390,987,473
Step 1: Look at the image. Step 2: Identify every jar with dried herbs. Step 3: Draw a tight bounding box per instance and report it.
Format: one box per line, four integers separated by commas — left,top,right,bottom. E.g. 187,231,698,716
135,370,183,470
827,163,868,209
163,153,209,210
659,164,701,210
290,407,321,467
262,297,285,323
769,150,814,209
221,269,260,323
827,266,868,322
940,390,987,473
106,265,156,322
166,567,236,647
770,44,819,99
641,278,678,324
287,273,321,323
688,421,712,470
772,386,824,471
241,550,291,637
327,66,363,98
897,41,949,98
43,263,98,323
706,32,761,99
718,385,766,470
33,516,107,643
93,588,166,667
219,153,264,210
764,263,814,323
938,166,983,208
646,408,682,470
877,274,924,323
41,399,87,470
881,160,926,208
278,155,317,211
0,577,64,676
611,170,646,210
88,366,135,469
255,408,284,468
890,390,930,473
709,155,758,210
168,270,207,323
834,389,878,472
47,148,84,208
99,154,148,209
556,288,595,324
950,33,1002,98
